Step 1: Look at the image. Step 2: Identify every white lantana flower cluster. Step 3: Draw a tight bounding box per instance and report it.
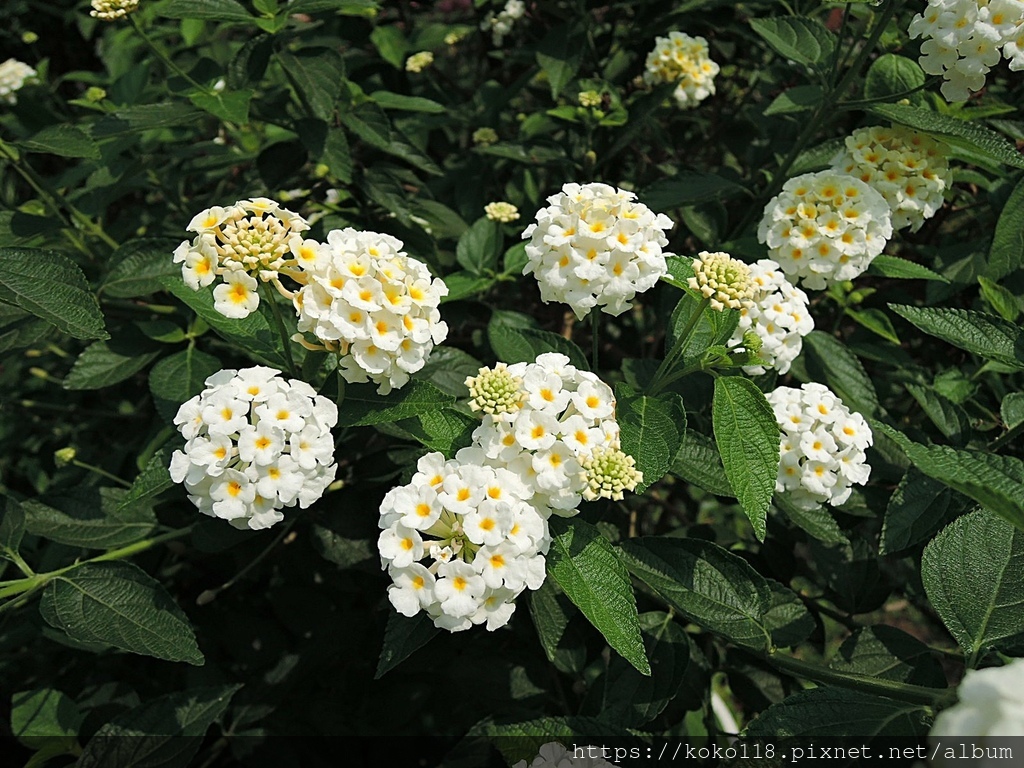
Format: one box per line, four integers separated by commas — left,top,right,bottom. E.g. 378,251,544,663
481,0,526,46
173,198,310,319
757,171,893,291
169,367,338,530
90,0,139,20
909,0,1024,102
0,58,36,105
643,31,720,109
513,743,618,768
731,260,813,375
378,448,549,633
467,353,641,513
831,125,953,232
930,658,1024,738
522,182,673,319
767,383,872,511
293,228,449,395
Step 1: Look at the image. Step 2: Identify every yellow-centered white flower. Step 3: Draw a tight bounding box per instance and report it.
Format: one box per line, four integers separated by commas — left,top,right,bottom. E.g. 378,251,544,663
0,59,36,104
643,31,720,109
732,260,813,375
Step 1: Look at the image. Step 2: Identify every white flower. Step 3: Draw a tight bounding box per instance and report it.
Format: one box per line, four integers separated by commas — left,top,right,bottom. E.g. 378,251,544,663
168,367,337,530
513,742,619,768
757,171,893,290
642,31,720,109
481,0,526,46
90,0,139,21
930,658,1024,739
175,198,310,319
522,182,673,319
294,228,449,394
909,0,1024,101
0,59,36,105
831,125,953,232
767,383,872,510
731,259,813,375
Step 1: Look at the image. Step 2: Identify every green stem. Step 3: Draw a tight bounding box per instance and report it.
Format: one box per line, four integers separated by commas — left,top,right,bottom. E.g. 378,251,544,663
261,282,297,376
648,296,711,395
589,308,600,370
762,651,950,707
129,16,213,96
196,519,296,605
71,460,132,488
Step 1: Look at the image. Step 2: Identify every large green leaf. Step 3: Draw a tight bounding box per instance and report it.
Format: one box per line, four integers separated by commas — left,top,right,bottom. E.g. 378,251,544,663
880,468,964,555
375,612,438,678
92,104,206,139
63,336,161,390
76,686,240,768
863,54,926,102
101,239,183,299
149,347,222,423
712,376,778,541
188,89,253,125
286,0,378,13
922,510,1024,659
456,217,502,276
802,331,880,416
619,536,773,650
749,16,836,69
547,518,649,675
157,0,254,22
641,172,746,210
829,625,947,688
986,173,1024,281
0,496,26,556
278,49,345,121
487,318,589,370
764,580,815,648
670,428,734,497
336,380,454,427
871,103,1024,169
10,688,84,749
891,304,1024,370
600,612,691,726
19,125,99,159
744,688,930,738
528,579,583,674
117,449,174,515
536,25,582,99
39,562,203,665
23,488,156,550
867,255,949,282
0,248,107,340
615,383,685,493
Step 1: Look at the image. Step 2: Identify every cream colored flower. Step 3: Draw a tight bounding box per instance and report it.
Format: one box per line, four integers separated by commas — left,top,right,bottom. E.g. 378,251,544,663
405,51,434,73
90,0,140,21
484,201,520,223
643,31,720,109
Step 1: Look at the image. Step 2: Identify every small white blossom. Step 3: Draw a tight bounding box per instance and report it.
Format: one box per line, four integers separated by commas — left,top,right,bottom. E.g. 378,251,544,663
513,742,619,768
90,0,139,21
643,31,720,109
0,59,36,105
930,658,1024,739
831,125,953,232
731,260,813,375
757,171,893,291
481,0,526,46
767,383,872,510
522,182,673,319
169,367,337,530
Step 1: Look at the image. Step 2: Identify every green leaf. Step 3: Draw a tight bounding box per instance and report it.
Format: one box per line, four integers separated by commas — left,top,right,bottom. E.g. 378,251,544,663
528,579,579,671
456,217,502,276
803,331,880,416
418,346,482,397
23,488,157,549
847,308,900,344
11,689,84,749
869,255,948,284
19,125,99,159
118,450,174,515
745,688,929,738
101,238,183,298
1001,392,1024,431
149,347,222,424
278,50,345,121
547,517,649,676
369,25,407,68
923,509,1024,659
890,304,1024,370
749,16,836,69
157,0,254,22
870,103,1024,169
39,561,203,664
863,54,926,102
775,494,849,545
487,319,589,370
286,0,378,14
764,580,815,648
536,26,582,99
159,276,287,368
618,536,772,650
670,428,734,497
641,172,746,210
830,625,947,688
321,127,352,183
76,686,240,768
906,383,966,442
336,379,454,427
978,276,1020,322
370,91,446,113
188,89,253,124
668,292,738,365
764,85,824,116
875,422,1024,531
400,407,477,456
63,336,161,390
880,468,963,555
0,248,107,340
375,612,438,678
615,383,685,493
600,612,691,726
712,376,779,541
92,104,206,139
440,270,494,303
1,495,26,555
986,174,1024,280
